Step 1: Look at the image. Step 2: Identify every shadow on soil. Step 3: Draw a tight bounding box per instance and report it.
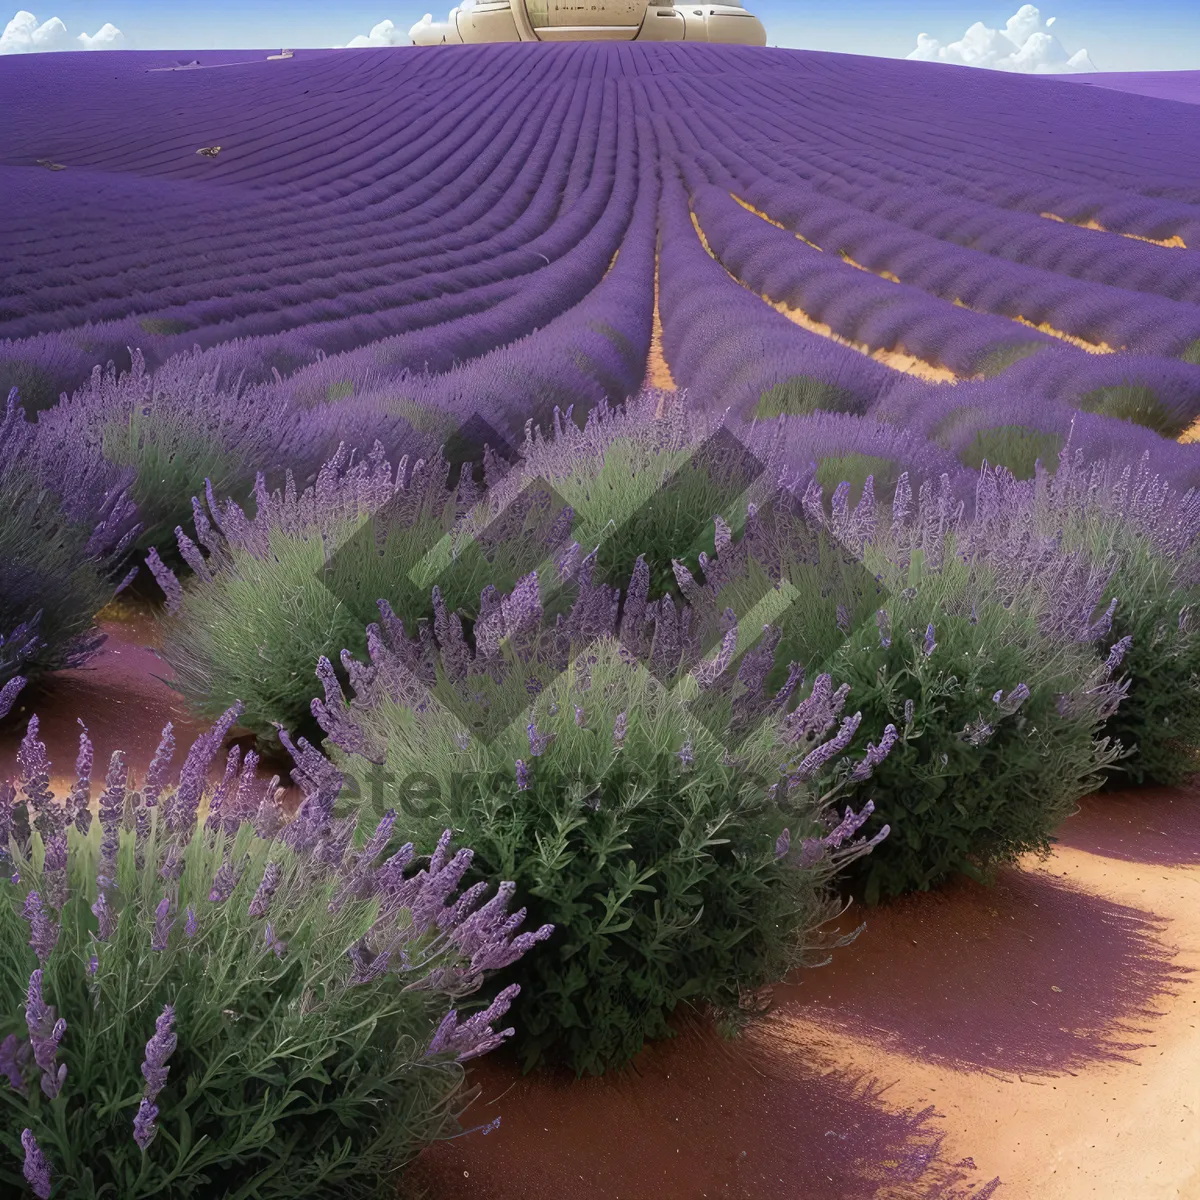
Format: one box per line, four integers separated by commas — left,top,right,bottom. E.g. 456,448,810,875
1055,783,1200,867
777,866,1186,1077
407,1017,1000,1200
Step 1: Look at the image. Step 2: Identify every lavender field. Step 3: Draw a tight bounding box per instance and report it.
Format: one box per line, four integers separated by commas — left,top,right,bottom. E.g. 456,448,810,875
3,44,1200,471
2,40,1200,1200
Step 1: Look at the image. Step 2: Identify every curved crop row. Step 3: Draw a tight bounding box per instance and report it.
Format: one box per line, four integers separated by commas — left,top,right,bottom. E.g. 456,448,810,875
687,177,1057,379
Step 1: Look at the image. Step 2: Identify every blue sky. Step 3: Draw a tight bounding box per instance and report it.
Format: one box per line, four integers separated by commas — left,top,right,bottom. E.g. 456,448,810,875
6,2,1199,71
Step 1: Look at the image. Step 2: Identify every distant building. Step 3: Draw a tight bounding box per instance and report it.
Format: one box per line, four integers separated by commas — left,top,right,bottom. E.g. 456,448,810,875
411,2,767,46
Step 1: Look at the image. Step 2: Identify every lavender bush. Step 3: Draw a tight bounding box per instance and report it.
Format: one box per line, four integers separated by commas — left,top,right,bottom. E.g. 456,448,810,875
0,390,138,708
992,449,1200,785
154,440,545,744
32,351,296,559
776,466,1134,900
0,711,544,1197
314,560,893,1074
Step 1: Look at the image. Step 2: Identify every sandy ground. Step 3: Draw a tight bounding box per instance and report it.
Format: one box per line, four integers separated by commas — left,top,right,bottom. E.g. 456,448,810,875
2,595,1197,1200
1039,212,1188,250
647,253,677,396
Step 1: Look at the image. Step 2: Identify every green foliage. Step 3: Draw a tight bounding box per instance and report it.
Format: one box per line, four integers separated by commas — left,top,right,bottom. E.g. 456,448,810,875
102,409,252,555
960,426,1063,479
0,813,491,1198
754,376,859,419
1180,339,1200,367
0,462,113,686
0,364,61,416
813,454,897,508
158,456,571,744
324,380,355,402
828,554,1122,903
974,342,1045,378
1056,522,1200,786
160,528,370,746
138,318,196,337
544,433,751,600
331,641,868,1076
1077,384,1184,438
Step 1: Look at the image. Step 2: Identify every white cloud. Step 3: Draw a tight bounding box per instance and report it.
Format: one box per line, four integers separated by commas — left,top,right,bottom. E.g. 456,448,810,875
338,3,477,47
907,5,1096,74
0,9,124,53
77,21,124,50
340,19,409,48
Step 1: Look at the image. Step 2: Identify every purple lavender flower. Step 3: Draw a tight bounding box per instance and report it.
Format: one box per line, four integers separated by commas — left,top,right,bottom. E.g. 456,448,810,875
158,845,185,885
151,896,174,952
66,721,93,834
923,624,937,658
904,698,915,728
787,713,864,782
141,723,175,810
0,675,25,722
184,906,198,939
849,724,899,783
515,760,529,791
248,862,281,919
146,546,183,614
1104,635,1134,676
97,750,128,882
132,1098,160,1153
526,719,554,758
18,718,58,840
21,1129,52,1199
573,705,586,727
676,740,695,769
92,887,119,943
425,983,523,1061
875,609,892,649
263,923,287,959
961,719,995,747
41,835,69,911
993,683,1032,715
87,953,98,976
613,711,628,746
347,938,389,984
22,892,59,965
140,1005,177,1103
774,829,791,860
836,604,851,634
25,970,66,1100
1,1033,29,1095
208,859,240,905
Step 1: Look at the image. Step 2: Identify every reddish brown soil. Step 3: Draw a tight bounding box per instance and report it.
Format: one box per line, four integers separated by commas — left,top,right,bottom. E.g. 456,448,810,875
0,604,210,787
0,600,298,800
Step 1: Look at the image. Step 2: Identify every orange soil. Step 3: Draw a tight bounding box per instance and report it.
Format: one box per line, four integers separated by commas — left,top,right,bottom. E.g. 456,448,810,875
1181,417,1200,445
1040,211,1188,250
646,251,677,400
1011,314,1118,354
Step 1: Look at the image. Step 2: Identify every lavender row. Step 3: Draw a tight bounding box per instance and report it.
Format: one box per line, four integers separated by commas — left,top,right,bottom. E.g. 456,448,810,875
656,170,903,423
733,171,1200,362
686,175,1058,380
